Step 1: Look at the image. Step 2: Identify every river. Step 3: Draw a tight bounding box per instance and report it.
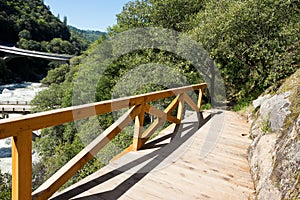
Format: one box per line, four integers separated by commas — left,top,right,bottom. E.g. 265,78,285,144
0,82,46,173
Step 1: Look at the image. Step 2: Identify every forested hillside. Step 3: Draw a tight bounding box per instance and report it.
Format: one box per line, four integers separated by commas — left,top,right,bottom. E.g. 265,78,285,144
0,0,92,83
0,0,90,54
0,0,298,198
68,26,106,44
0,0,69,44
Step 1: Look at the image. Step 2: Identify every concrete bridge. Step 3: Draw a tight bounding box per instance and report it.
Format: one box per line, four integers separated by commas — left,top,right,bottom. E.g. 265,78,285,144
0,44,73,63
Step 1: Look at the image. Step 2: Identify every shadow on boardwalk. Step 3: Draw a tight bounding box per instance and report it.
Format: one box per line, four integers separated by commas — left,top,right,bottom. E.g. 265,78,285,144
51,112,213,200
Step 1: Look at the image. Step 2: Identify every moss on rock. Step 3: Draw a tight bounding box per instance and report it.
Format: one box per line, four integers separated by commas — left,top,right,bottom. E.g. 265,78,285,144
248,69,300,199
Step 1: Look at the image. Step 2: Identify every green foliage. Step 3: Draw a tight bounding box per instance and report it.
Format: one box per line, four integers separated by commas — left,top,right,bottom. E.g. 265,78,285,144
189,0,300,102
201,103,212,110
18,29,31,40
32,123,84,189
0,170,11,200
115,0,152,31
17,38,47,51
0,0,70,43
31,84,65,112
41,64,70,85
63,16,67,26
46,38,75,54
110,0,204,33
260,118,272,134
233,100,249,112
151,0,204,31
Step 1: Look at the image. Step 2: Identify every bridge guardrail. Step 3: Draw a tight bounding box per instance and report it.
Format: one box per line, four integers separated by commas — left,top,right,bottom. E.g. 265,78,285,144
0,100,29,105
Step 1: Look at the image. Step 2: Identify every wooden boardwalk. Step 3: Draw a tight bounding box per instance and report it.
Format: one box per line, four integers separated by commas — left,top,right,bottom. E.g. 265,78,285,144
51,110,254,200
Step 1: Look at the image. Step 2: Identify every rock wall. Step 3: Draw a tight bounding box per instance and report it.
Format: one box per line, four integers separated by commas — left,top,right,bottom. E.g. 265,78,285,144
248,69,300,199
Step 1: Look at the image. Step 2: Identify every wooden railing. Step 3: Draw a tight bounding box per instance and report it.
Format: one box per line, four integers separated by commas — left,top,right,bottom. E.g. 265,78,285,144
0,83,207,200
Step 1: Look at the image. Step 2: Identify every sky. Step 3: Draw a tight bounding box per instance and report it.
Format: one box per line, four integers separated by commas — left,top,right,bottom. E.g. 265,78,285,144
44,0,130,32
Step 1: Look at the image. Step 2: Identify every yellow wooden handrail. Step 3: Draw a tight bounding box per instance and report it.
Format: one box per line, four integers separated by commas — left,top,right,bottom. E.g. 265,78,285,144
0,83,207,200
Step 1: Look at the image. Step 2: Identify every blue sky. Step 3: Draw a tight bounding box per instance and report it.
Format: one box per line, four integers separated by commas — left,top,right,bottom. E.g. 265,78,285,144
44,0,130,32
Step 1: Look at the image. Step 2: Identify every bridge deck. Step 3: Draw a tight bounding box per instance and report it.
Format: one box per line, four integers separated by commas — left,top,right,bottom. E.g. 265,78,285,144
51,110,254,200
0,104,31,113
0,45,73,62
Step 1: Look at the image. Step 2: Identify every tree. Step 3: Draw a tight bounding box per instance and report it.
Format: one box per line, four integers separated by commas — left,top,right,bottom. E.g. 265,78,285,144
46,38,75,54
41,64,70,85
189,0,300,102
109,0,152,34
63,16,67,26
18,29,31,39
110,0,204,34
151,0,204,31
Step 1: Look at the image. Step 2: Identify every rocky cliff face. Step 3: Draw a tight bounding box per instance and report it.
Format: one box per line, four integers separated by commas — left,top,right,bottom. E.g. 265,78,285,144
248,69,300,199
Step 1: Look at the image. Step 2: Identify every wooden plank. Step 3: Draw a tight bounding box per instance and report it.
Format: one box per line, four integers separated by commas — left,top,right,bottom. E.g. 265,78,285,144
133,106,145,151
139,118,165,147
164,95,180,114
32,105,142,200
177,95,184,120
144,104,180,124
12,130,32,200
197,88,203,109
183,93,200,112
0,83,207,139
134,95,186,149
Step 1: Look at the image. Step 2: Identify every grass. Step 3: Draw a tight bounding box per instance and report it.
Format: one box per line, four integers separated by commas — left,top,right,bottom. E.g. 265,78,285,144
233,101,250,112
201,103,212,110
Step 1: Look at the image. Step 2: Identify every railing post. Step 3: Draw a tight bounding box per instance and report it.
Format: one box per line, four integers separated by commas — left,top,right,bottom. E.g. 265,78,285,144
197,88,203,109
177,94,185,120
12,130,32,200
133,105,144,151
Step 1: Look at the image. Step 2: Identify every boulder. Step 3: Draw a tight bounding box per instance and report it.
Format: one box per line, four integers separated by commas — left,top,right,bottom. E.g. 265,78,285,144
248,69,300,199
259,92,291,132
